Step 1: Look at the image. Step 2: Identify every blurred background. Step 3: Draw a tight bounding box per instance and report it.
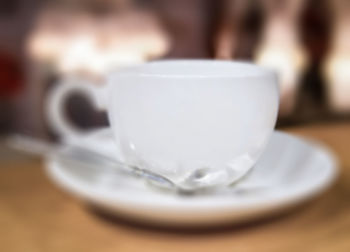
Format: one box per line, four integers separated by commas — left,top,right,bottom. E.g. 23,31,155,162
0,0,350,139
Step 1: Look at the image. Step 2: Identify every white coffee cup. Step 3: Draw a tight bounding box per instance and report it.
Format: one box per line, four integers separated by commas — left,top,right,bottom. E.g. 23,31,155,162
47,60,279,189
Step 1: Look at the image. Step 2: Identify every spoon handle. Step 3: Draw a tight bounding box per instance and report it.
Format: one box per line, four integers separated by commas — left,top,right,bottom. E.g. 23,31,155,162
6,135,177,191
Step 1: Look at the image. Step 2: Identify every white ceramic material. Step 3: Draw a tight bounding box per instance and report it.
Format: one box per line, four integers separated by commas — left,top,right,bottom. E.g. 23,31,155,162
45,128,337,227
47,60,279,189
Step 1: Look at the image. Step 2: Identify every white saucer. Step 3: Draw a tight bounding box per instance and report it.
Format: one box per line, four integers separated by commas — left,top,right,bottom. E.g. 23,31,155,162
45,129,337,227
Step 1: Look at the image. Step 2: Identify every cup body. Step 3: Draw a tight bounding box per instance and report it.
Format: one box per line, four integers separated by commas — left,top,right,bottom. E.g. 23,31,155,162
105,60,279,188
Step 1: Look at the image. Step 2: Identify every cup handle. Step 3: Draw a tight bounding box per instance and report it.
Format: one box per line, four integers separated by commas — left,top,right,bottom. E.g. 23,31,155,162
45,77,106,138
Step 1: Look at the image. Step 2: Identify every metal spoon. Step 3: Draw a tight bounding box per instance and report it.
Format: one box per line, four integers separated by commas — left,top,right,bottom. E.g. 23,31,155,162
6,135,204,195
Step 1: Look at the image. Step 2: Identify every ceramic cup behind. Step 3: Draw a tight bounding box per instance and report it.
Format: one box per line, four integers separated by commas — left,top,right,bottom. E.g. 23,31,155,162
47,60,279,189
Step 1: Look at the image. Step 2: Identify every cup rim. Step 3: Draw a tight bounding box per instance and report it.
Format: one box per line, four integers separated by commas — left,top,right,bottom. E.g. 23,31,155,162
108,59,276,79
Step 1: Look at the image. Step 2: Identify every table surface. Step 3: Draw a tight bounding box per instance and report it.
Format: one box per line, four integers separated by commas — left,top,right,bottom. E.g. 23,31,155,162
1,122,349,252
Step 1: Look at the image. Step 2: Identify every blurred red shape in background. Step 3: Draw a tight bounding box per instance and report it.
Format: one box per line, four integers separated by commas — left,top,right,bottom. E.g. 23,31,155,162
0,52,23,98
